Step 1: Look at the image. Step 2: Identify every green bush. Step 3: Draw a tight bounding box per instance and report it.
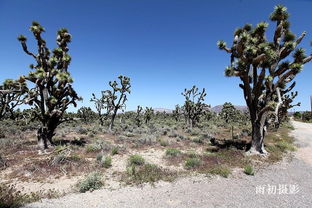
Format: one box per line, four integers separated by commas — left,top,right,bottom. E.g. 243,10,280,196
275,141,296,152
96,153,104,161
77,172,103,193
184,157,201,169
159,139,169,147
244,164,255,176
207,166,231,178
0,183,62,207
111,146,119,155
85,144,101,153
192,136,204,144
128,154,145,166
126,164,177,184
101,156,112,168
165,148,181,157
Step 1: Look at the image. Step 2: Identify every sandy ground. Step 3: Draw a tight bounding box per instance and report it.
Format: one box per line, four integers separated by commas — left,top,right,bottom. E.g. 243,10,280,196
24,120,312,208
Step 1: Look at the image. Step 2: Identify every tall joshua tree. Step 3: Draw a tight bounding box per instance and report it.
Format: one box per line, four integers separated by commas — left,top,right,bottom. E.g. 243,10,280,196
217,5,312,154
77,106,95,123
17,22,80,149
172,104,181,122
0,79,27,120
220,102,242,139
182,85,207,128
219,102,241,124
90,92,110,126
104,75,131,130
135,105,143,127
144,107,154,124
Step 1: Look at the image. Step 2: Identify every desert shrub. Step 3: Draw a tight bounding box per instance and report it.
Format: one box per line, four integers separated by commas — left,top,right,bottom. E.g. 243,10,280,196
86,140,112,153
117,135,129,142
192,136,204,144
244,164,255,176
240,128,252,137
51,154,67,165
0,131,5,138
178,134,188,140
77,172,103,193
0,154,7,169
186,151,198,158
125,132,136,137
111,146,119,155
96,153,104,161
76,126,88,134
0,138,14,148
184,157,201,169
128,154,145,166
87,131,96,138
136,135,157,145
95,140,113,151
165,148,181,157
302,111,312,122
207,166,231,178
0,182,62,207
281,122,295,130
0,183,25,208
168,131,179,138
125,164,177,184
293,111,301,119
159,139,169,147
275,141,296,152
100,156,112,168
188,128,201,136
85,144,101,153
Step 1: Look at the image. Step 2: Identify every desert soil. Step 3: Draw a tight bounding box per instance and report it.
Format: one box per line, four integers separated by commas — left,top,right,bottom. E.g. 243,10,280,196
24,120,312,208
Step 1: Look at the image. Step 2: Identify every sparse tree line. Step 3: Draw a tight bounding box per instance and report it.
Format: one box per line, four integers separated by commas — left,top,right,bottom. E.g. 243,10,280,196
1,5,311,154
293,111,312,122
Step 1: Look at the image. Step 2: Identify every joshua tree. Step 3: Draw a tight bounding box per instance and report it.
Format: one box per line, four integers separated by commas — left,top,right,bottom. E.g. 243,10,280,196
90,92,110,126
0,79,27,120
172,104,181,122
217,5,312,154
104,75,130,130
135,105,143,127
273,83,300,128
220,102,242,139
203,110,215,122
219,102,241,124
181,85,207,128
144,107,154,124
77,106,95,123
17,22,80,149
302,111,312,121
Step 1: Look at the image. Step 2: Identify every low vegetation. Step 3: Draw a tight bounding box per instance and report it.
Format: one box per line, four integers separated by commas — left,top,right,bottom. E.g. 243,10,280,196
128,154,145,166
77,172,104,193
244,165,255,176
0,182,61,208
124,164,177,185
206,166,231,178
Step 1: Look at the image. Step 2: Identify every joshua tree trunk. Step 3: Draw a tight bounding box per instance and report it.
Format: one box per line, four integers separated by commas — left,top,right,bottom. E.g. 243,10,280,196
109,109,117,131
249,118,267,154
37,126,55,149
99,115,104,126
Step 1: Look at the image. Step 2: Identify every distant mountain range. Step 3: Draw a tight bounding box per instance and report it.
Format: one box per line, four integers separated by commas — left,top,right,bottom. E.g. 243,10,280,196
210,105,248,113
149,105,248,114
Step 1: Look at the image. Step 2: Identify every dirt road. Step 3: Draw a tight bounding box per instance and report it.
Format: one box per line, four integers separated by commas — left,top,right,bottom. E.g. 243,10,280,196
25,121,312,208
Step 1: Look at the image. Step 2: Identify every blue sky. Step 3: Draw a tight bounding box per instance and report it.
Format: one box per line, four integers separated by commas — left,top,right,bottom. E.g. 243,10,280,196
0,0,311,112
